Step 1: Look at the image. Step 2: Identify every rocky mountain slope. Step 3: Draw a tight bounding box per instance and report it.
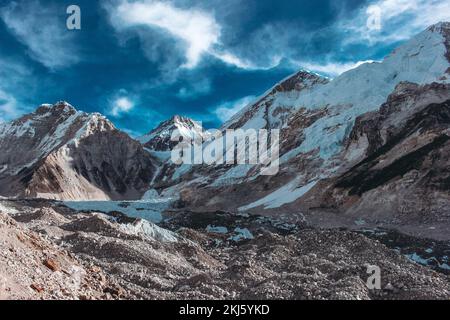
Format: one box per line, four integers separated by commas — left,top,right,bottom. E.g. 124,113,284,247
332,83,450,216
0,102,157,200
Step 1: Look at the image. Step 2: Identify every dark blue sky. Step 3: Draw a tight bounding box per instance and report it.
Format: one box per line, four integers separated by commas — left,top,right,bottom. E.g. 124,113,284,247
0,0,448,136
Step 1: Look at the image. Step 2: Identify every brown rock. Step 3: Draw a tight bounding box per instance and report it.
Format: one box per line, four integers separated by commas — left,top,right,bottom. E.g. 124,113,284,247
30,284,44,293
43,258,60,272
90,266,101,273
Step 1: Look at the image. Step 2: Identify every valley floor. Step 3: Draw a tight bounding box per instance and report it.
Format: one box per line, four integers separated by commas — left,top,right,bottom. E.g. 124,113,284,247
0,199,449,300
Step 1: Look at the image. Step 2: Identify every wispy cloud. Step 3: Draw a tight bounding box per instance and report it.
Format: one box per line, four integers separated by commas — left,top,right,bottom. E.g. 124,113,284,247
105,0,256,70
107,89,137,117
213,95,256,123
176,78,212,100
111,0,220,68
110,96,135,117
0,0,81,70
0,56,33,122
236,0,450,77
0,89,18,123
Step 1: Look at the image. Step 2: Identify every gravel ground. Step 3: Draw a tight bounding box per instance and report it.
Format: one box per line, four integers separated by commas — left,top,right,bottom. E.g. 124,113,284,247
0,200,448,300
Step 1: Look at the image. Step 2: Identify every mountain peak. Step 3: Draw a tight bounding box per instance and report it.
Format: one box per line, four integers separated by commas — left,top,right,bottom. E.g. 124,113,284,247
170,114,195,125
32,102,112,127
0,102,116,150
267,70,329,97
36,101,76,115
148,115,201,134
138,115,205,151
427,21,450,34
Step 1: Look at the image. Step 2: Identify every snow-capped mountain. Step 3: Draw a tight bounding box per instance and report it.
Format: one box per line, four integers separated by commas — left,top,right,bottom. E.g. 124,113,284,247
0,102,157,200
136,115,208,192
156,23,450,199
138,115,206,151
160,22,450,224
226,22,450,160
223,70,329,131
0,22,449,225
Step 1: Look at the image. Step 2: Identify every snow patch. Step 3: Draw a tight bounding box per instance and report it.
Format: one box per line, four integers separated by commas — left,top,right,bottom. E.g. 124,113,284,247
211,165,253,187
171,164,192,181
119,219,178,242
228,228,254,242
0,202,19,215
63,200,173,224
206,225,228,234
406,252,450,271
239,179,318,210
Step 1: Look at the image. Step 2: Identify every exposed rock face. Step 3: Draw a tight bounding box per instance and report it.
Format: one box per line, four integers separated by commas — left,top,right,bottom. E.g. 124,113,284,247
327,82,450,222
0,102,157,200
343,82,450,162
429,22,450,65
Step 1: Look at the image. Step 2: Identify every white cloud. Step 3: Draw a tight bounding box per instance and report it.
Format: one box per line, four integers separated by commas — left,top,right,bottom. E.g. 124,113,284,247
213,95,256,123
212,51,284,70
0,90,19,123
0,56,34,122
110,96,135,117
0,1,81,69
110,0,220,68
106,0,254,69
211,52,256,70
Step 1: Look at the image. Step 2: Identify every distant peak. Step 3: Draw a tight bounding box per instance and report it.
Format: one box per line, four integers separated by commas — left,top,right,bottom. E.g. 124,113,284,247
171,115,183,121
36,101,77,115
138,114,204,148
151,115,199,130
171,115,195,123
55,100,73,107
